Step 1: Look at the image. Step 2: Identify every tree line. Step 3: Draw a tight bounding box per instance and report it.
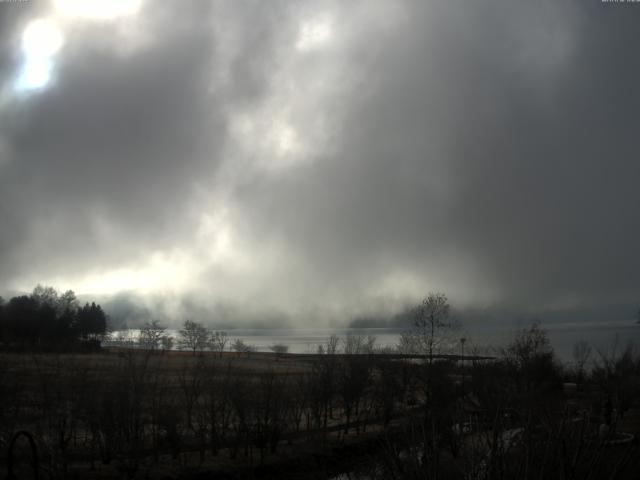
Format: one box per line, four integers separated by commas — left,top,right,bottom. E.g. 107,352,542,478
133,319,287,355
118,293,457,357
0,285,107,348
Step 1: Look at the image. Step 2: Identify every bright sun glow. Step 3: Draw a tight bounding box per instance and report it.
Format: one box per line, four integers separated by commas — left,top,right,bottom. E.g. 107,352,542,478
53,0,142,20
275,124,301,156
296,17,333,52
71,212,243,296
75,251,196,295
22,19,63,57
15,19,64,91
12,1,144,92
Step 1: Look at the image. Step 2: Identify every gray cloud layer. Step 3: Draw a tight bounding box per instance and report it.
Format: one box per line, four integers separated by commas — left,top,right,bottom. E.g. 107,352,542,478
1,1,639,324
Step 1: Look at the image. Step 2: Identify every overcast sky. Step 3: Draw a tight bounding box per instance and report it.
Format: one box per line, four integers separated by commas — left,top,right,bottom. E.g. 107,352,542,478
1,1,639,325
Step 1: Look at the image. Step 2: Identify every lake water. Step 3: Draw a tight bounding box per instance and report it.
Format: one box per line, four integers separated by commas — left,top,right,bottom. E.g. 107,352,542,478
109,320,640,363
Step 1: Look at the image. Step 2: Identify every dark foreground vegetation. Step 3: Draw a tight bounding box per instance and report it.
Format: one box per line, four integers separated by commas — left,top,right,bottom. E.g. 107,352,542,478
0,286,107,351
0,292,639,479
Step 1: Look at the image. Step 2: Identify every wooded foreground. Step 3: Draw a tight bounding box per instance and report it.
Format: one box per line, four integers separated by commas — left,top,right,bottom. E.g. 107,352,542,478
1,324,640,479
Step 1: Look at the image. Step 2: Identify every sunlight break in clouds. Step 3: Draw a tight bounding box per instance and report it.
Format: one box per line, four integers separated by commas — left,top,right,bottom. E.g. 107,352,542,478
275,124,300,156
63,210,245,297
15,19,64,91
13,0,144,93
74,250,198,295
296,16,333,52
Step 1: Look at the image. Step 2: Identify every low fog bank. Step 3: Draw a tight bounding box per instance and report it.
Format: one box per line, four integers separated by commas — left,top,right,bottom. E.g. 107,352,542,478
78,291,640,332
354,303,640,329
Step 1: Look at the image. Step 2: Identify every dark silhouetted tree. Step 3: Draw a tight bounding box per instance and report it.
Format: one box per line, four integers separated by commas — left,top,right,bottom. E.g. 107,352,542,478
5,296,39,344
57,289,79,316
139,320,166,350
269,344,289,354
398,292,456,360
209,330,229,357
231,338,256,354
160,335,174,352
31,284,59,309
77,302,107,340
178,319,209,355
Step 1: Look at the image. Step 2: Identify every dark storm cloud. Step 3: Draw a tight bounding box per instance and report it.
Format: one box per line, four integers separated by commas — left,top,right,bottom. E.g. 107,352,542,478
229,0,640,310
1,0,639,321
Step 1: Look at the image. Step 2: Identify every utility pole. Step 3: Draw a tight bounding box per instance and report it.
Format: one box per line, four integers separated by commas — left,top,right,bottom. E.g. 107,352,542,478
460,337,466,391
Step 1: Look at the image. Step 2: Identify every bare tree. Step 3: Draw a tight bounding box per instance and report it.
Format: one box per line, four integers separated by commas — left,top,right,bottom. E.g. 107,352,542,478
202,361,233,456
178,360,208,461
313,335,340,430
178,320,209,355
209,330,229,357
338,356,371,434
231,338,256,354
317,334,340,355
504,320,552,368
160,335,174,352
138,320,166,351
572,339,592,381
343,334,376,354
269,344,289,354
396,331,421,354
399,292,456,361
502,321,562,396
